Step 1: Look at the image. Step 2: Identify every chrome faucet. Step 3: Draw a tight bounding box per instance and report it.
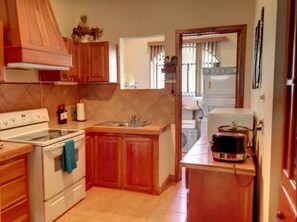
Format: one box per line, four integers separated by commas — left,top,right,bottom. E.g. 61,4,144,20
130,115,137,123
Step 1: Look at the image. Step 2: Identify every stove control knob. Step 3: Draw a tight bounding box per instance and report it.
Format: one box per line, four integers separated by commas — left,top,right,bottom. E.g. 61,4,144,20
3,120,8,126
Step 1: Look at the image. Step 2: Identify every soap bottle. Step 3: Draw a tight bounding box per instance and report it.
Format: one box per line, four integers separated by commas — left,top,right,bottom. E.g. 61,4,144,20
57,105,64,124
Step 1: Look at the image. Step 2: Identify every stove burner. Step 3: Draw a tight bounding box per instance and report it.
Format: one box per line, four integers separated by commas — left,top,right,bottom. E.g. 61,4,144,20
8,129,79,143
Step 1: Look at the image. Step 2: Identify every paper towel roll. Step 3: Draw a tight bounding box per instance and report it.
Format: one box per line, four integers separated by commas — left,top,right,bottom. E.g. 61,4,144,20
76,103,86,121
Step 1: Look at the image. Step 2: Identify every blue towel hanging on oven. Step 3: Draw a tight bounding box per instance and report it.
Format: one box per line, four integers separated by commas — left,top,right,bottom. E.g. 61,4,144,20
62,140,77,174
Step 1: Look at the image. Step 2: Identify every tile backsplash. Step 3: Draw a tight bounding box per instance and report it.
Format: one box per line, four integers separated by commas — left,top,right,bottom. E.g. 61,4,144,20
0,83,175,125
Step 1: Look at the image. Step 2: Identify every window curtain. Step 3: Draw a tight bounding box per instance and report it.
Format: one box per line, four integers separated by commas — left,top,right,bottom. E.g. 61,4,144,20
150,44,165,89
182,41,218,96
182,43,197,96
202,42,218,67
195,43,203,96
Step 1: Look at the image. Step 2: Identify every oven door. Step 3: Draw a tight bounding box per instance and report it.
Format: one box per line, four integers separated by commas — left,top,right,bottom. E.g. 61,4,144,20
42,134,85,200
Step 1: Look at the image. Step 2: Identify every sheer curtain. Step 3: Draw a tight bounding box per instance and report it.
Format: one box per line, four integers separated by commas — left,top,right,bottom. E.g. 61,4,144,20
149,44,165,89
182,41,218,96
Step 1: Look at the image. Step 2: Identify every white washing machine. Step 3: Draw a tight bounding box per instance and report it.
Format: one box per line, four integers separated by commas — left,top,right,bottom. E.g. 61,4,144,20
182,120,199,153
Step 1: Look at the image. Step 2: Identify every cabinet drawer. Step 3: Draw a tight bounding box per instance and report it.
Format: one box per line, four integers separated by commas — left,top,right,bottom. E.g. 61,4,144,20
0,159,25,185
1,198,30,222
1,177,27,209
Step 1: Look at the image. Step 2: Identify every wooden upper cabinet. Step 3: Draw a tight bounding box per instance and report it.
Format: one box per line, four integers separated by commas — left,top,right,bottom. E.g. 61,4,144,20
82,41,117,82
0,21,4,82
0,0,72,67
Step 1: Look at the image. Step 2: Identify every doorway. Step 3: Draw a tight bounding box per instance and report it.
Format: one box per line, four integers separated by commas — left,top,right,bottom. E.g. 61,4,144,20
174,25,247,181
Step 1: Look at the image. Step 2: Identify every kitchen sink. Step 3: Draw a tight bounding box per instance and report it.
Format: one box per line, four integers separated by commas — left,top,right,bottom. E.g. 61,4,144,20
96,121,150,127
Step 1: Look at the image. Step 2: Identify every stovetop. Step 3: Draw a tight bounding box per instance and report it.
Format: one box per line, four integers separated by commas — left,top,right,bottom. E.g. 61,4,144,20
9,129,79,143
0,109,84,146
2,128,84,146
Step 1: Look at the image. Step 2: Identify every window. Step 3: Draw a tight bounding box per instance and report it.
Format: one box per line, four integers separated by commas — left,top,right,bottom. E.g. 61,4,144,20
181,42,219,95
149,44,165,89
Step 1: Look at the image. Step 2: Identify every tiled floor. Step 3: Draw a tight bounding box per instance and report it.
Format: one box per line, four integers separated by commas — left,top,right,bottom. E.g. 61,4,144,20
55,176,187,222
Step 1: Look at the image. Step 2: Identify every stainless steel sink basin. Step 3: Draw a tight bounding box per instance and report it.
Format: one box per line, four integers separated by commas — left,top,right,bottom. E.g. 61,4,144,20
96,121,150,127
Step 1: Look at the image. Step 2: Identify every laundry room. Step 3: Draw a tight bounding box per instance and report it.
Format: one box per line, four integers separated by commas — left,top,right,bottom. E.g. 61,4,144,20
181,32,237,154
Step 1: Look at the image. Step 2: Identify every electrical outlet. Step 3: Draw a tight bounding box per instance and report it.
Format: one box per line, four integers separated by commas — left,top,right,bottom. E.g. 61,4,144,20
259,116,264,135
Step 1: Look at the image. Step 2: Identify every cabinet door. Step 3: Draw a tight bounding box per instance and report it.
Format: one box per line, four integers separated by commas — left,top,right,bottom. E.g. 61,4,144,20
71,40,82,81
94,135,121,188
85,134,94,190
39,37,80,82
0,156,30,222
59,37,72,81
85,42,109,82
122,136,153,192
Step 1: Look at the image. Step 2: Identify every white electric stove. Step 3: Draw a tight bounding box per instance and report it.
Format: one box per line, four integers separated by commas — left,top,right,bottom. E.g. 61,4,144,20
0,108,86,222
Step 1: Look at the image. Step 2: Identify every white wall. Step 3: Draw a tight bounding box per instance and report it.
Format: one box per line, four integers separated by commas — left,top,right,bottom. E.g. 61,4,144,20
51,0,255,108
216,33,237,67
120,35,164,89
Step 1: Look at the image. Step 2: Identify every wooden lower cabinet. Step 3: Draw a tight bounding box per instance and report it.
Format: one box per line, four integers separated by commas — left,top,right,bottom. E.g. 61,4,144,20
122,136,154,193
186,168,254,222
85,133,94,190
94,134,121,188
92,133,158,193
0,156,30,222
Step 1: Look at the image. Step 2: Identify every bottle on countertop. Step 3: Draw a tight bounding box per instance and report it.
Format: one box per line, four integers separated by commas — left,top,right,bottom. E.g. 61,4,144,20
57,104,67,124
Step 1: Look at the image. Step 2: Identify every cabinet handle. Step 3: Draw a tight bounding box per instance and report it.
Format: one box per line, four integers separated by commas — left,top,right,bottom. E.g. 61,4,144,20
276,211,285,220
208,81,211,89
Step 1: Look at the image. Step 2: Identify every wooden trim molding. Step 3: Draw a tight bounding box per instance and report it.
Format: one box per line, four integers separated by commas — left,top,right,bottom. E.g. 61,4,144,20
174,24,247,181
148,35,228,46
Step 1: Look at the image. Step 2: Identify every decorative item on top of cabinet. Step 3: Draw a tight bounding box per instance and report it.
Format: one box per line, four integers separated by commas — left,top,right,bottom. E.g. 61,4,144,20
72,14,103,42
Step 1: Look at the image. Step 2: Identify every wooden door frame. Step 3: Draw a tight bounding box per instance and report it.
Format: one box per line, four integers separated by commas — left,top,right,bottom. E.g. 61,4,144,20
174,24,247,181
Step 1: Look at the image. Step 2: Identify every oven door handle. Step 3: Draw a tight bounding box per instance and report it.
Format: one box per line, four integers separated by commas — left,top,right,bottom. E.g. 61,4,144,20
42,134,85,153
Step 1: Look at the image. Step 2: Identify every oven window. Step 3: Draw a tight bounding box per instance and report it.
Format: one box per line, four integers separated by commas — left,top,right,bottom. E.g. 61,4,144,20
54,149,79,172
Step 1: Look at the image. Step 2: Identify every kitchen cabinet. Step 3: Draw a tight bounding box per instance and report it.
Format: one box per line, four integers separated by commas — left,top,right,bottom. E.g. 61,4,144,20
40,40,117,83
0,21,4,82
122,136,154,193
0,155,30,222
92,132,163,194
85,133,94,190
180,136,256,222
94,134,121,188
81,41,117,82
40,37,82,82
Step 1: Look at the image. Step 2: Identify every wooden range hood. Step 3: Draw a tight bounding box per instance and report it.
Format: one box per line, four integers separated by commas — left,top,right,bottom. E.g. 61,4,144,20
0,0,72,70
